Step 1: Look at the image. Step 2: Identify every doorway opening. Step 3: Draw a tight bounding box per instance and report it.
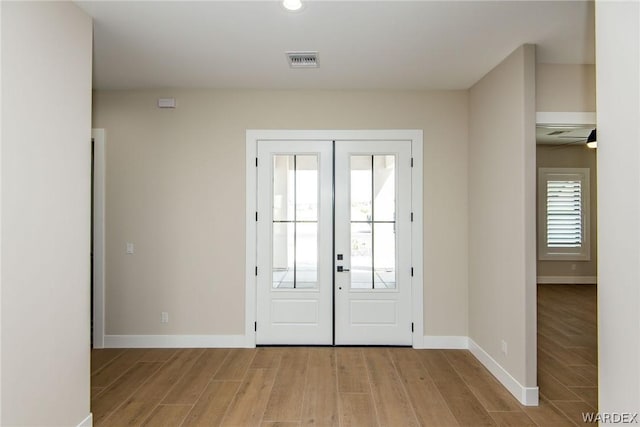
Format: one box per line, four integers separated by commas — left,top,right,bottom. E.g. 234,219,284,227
535,113,598,414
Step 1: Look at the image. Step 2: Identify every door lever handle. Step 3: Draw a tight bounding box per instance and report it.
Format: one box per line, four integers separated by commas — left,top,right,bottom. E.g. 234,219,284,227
337,266,350,272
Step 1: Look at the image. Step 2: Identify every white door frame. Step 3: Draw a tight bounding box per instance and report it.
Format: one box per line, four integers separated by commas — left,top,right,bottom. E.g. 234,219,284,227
92,128,106,349
245,130,423,348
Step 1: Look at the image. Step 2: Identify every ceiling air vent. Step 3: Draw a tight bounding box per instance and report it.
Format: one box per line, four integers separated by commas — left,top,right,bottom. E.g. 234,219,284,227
286,51,319,68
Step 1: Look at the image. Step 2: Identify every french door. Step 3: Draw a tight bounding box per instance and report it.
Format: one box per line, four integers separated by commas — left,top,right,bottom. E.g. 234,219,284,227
256,139,412,345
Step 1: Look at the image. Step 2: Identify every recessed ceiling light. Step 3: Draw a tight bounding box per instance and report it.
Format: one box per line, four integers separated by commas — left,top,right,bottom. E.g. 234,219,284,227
283,0,302,11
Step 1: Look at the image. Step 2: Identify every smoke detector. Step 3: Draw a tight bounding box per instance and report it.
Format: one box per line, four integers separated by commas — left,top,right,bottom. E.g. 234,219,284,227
286,51,319,68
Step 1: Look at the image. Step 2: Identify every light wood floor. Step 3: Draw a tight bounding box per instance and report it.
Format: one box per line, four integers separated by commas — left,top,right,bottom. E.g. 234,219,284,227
537,284,598,425
91,285,597,426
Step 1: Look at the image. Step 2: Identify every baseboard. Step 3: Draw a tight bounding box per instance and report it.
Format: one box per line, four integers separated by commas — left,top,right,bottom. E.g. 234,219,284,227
468,339,539,406
77,413,92,427
421,335,469,349
104,334,248,348
537,276,597,284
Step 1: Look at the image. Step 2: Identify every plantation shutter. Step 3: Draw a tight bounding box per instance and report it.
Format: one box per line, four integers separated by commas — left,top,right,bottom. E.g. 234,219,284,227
546,180,582,248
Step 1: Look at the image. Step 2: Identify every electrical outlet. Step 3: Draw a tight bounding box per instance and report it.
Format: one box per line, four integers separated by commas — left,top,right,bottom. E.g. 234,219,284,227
161,312,169,323
126,242,134,254
571,263,577,271
501,340,508,355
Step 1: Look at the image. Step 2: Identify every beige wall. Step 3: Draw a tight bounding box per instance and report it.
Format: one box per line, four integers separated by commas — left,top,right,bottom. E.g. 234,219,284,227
468,45,537,387
1,2,92,425
596,0,640,413
536,64,596,112
92,89,469,338
536,145,597,278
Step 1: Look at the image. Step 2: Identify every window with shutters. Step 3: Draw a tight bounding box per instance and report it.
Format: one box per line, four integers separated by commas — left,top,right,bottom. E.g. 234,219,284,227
538,168,590,260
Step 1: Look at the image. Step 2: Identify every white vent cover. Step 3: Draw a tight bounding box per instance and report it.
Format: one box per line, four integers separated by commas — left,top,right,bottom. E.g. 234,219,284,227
286,51,319,68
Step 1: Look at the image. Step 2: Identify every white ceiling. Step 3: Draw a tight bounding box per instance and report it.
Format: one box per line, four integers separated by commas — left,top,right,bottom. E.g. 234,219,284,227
77,0,595,90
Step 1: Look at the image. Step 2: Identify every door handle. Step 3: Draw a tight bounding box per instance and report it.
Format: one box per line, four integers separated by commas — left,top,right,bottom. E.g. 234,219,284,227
337,266,350,272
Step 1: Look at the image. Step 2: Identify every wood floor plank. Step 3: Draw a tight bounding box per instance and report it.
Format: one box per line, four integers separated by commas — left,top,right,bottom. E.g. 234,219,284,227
337,348,369,393
251,347,285,369
522,397,576,427
568,387,597,409
538,368,582,402
552,400,596,426
363,348,419,427
92,349,150,388
301,348,339,426
389,349,458,427
162,348,230,405
141,404,191,427
261,422,302,427
182,380,241,427
92,349,126,374
339,393,378,427
92,362,164,426
488,411,537,426
263,348,309,422
92,387,106,398
102,348,204,426
442,350,522,412
418,351,496,426
567,365,597,386
537,334,592,366
138,349,179,362
571,347,597,366
537,350,593,388
214,348,256,381
221,368,277,426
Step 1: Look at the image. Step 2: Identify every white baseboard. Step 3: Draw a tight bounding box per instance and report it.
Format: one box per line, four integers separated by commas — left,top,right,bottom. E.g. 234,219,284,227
77,413,92,427
104,334,249,348
537,276,597,284
468,339,539,406
419,335,469,349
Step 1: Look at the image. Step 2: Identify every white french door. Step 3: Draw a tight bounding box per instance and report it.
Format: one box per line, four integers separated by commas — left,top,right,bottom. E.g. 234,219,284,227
334,141,412,345
256,141,334,344
256,139,412,345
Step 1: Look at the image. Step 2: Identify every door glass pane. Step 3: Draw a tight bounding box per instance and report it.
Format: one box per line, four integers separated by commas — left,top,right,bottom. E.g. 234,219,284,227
350,222,372,289
272,154,319,289
296,222,318,288
273,222,294,288
349,154,397,290
373,155,395,222
373,223,396,289
273,155,294,222
296,155,318,221
350,156,372,222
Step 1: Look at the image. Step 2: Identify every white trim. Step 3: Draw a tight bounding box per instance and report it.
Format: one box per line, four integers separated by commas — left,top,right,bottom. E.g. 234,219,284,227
537,276,597,284
76,413,93,427
411,131,425,346
245,130,424,348
421,335,469,349
92,129,106,349
469,339,539,406
245,132,258,348
536,112,596,125
104,334,248,348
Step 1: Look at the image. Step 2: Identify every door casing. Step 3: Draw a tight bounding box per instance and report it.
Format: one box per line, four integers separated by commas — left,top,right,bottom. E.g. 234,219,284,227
245,130,423,348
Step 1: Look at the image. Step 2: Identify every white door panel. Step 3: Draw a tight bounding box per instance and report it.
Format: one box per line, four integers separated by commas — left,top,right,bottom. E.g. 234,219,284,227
256,141,333,345
334,141,412,345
